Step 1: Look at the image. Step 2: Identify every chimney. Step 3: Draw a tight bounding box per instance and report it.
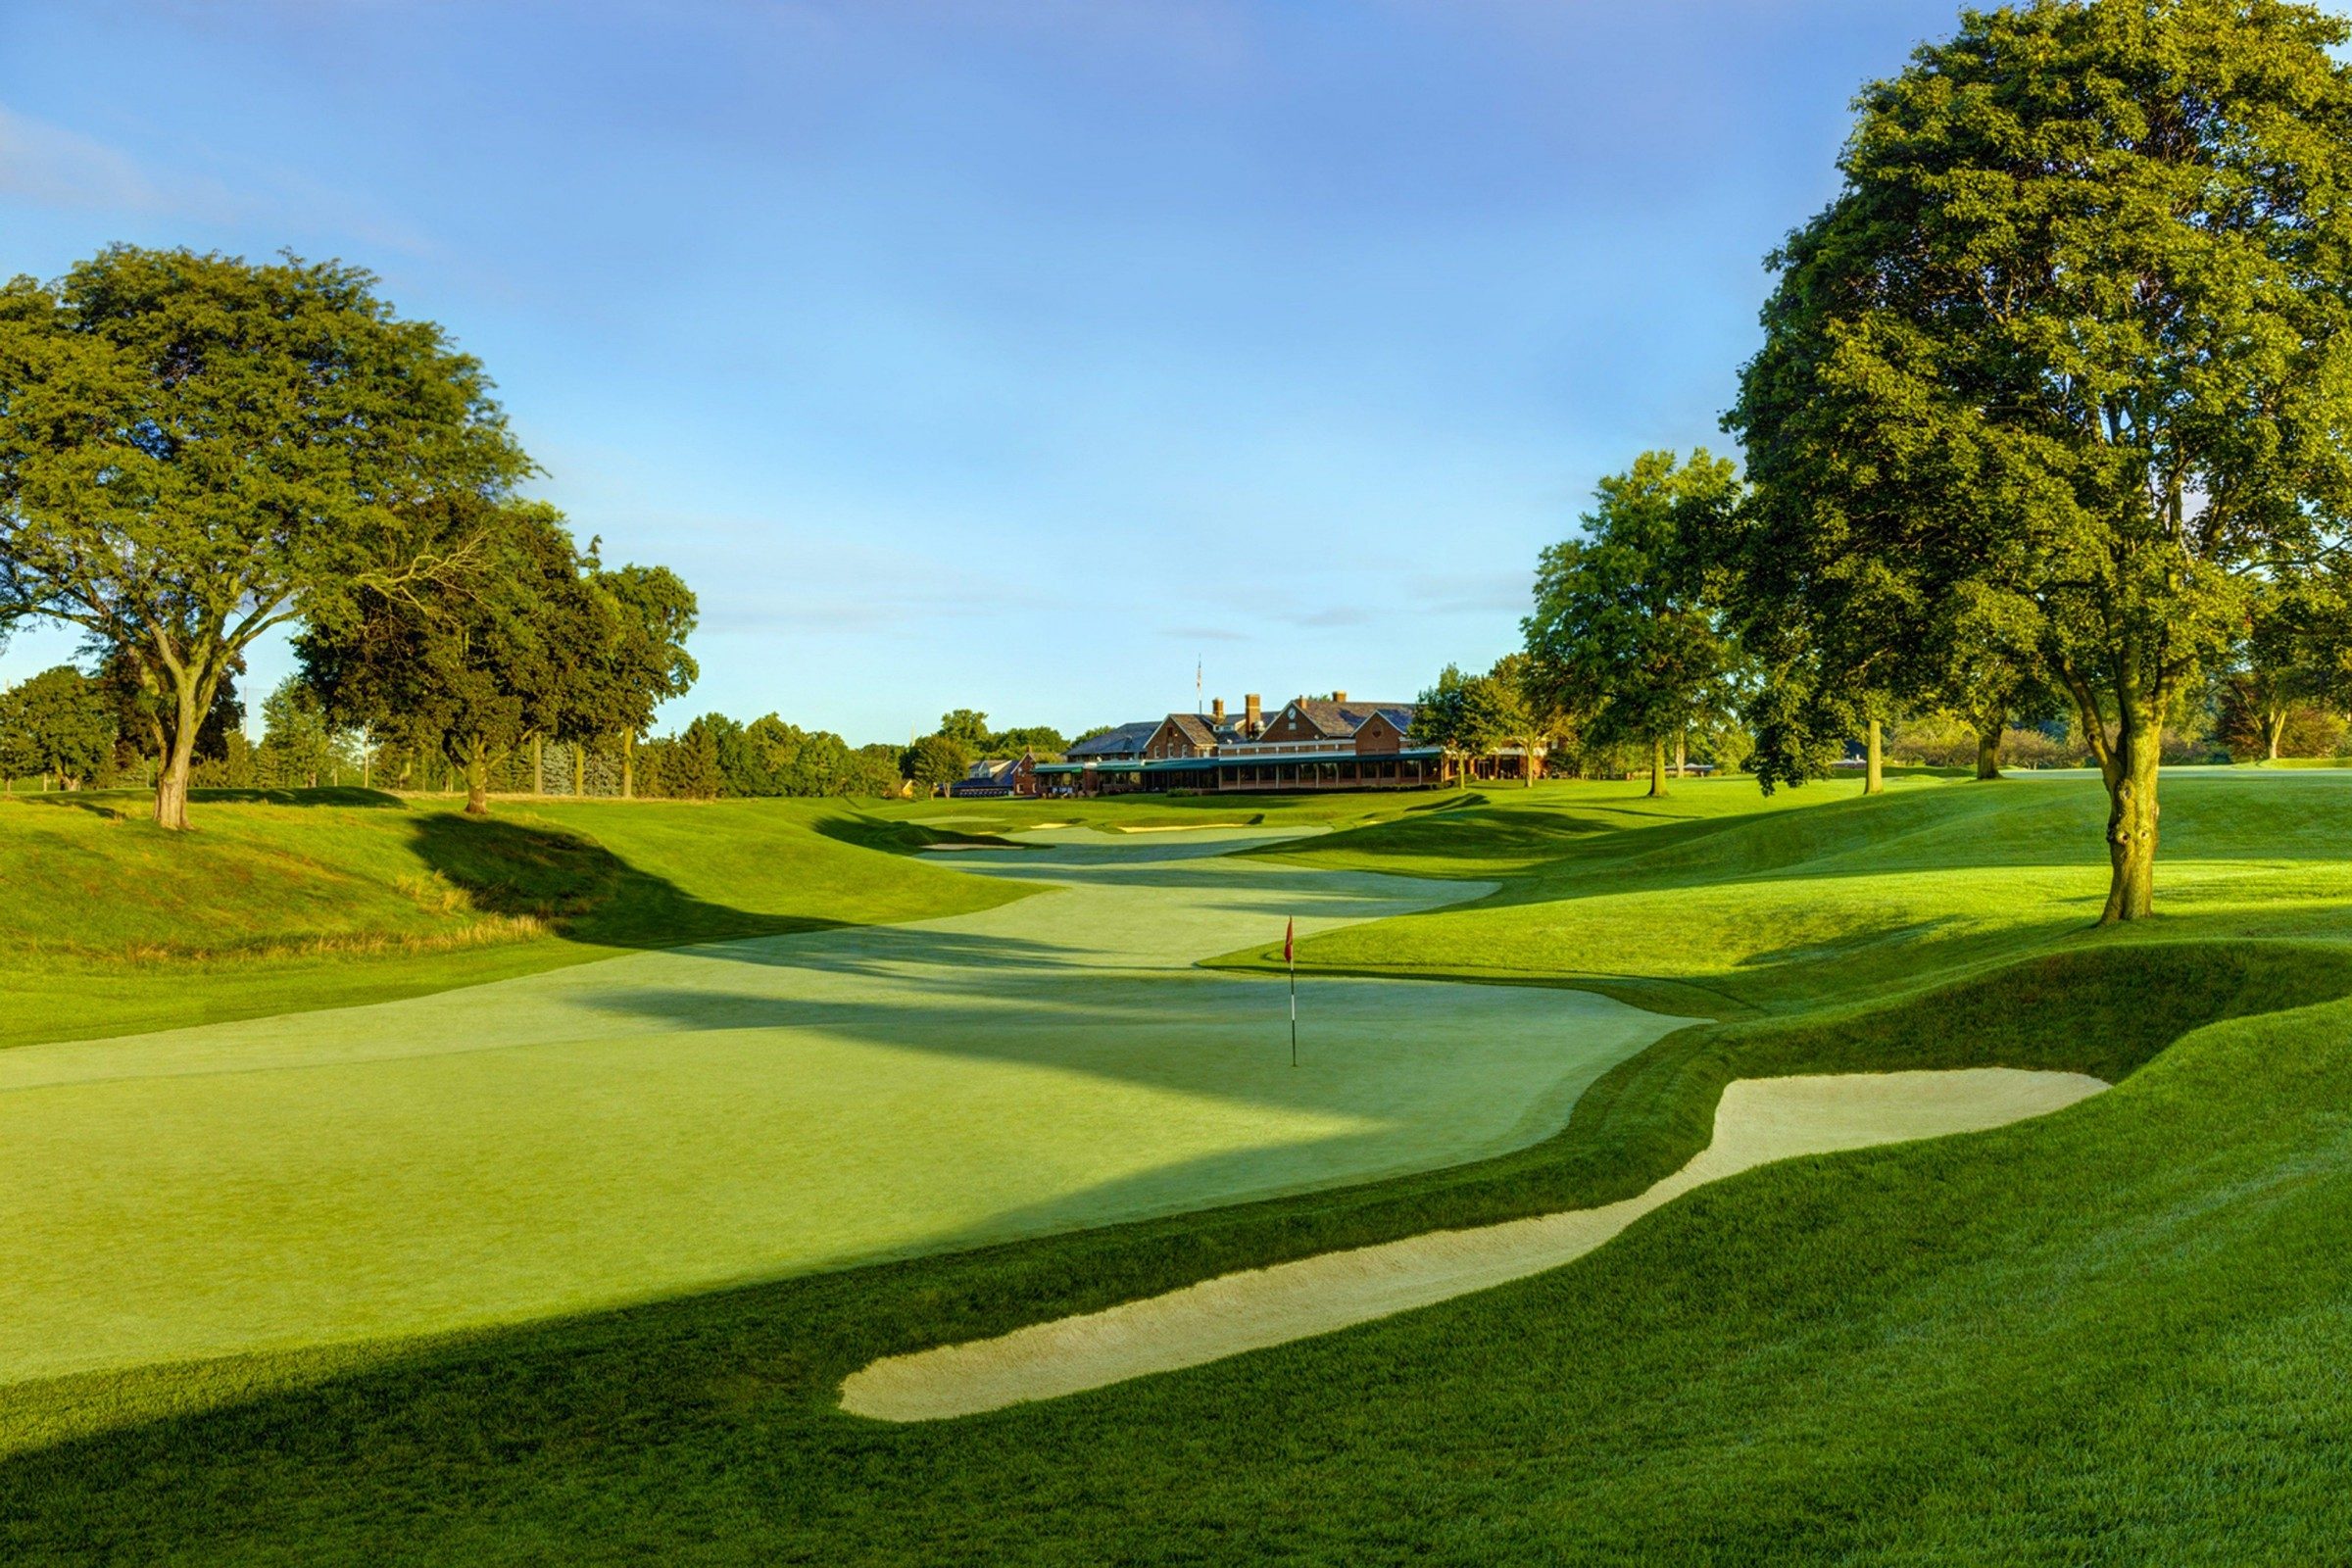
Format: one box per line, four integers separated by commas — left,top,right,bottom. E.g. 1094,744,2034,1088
1211,697,1226,725
1245,694,1262,735
1332,690,1348,704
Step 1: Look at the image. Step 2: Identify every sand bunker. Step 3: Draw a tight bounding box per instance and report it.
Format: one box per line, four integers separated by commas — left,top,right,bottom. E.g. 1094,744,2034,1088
840,1067,2107,1422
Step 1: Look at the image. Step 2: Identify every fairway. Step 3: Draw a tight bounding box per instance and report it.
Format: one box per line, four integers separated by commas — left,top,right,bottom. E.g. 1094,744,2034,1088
0,826,1687,1386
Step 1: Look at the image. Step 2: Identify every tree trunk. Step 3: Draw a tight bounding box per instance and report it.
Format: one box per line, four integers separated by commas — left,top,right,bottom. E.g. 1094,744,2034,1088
622,733,636,800
2101,715,2161,923
151,672,207,830
1863,719,1884,796
1975,724,2002,781
2266,707,2286,761
465,744,491,816
572,743,586,797
532,735,544,795
1674,731,1687,779
1648,736,1668,798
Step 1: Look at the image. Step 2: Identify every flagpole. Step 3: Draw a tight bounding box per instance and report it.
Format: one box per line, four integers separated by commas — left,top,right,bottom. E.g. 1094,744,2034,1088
1289,924,1298,1068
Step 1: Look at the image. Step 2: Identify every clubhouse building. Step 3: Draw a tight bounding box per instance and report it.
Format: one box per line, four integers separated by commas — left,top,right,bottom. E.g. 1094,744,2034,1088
1022,692,1542,796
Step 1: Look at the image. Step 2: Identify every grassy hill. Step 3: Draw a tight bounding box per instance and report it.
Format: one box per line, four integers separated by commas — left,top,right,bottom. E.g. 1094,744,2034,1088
0,789,1029,1049
7,772,2352,1562
1220,770,2352,1012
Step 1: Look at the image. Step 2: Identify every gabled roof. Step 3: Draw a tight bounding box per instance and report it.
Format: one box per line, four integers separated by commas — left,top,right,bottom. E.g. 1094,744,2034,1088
1157,711,1221,750
1066,721,1159,760
1289,699,1419,739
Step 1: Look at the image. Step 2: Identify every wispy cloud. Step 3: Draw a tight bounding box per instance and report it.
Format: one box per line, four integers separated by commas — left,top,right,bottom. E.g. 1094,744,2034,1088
0,102,435,258
0,104,244,220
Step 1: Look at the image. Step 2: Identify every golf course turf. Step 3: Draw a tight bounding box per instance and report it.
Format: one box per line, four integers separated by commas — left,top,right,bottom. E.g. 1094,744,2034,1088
838,1066,2111,1421
2,824,1683,1385
7,771,2352,1562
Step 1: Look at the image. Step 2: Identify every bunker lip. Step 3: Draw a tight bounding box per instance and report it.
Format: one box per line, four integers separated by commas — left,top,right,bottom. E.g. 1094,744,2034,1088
838,1066,2110,1423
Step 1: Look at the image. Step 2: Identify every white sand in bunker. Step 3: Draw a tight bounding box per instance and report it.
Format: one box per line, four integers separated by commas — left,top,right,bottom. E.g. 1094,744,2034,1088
839,1067,2109,1422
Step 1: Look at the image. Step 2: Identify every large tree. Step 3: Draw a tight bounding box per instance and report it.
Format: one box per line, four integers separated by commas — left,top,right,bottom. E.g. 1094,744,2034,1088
0,247,529,828
1724,0,2352,920
95,648,244,782
298,500,587,815
1524,450,1742,798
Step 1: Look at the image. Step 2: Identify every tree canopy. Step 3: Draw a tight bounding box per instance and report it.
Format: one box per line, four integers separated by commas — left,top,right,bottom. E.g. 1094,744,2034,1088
298,501,588,815
0,664,115,790
1723,0,2352,918
1524,450,1742,797
0,246,532,827
906,734,972,796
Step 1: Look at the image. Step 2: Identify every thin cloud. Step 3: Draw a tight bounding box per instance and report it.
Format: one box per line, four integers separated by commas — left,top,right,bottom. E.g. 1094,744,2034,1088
0,102,435,258
0,104,243,219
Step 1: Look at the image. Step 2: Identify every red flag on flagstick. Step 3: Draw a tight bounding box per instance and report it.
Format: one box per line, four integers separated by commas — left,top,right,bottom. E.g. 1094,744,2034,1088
1283,917,1295,965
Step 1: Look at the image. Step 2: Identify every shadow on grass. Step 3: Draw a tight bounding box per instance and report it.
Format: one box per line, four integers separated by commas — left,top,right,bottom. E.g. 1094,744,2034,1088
10,786,415,817
8,938,2352,1565
807,812,1028,856
405,810,857,951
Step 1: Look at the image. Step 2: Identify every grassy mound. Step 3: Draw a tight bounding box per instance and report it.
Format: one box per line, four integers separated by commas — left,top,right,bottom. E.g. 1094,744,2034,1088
1220,772,2352,1012
0,791,1024,1048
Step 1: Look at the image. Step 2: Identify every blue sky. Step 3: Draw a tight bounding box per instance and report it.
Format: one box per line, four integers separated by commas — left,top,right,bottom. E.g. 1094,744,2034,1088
2,0,1965,745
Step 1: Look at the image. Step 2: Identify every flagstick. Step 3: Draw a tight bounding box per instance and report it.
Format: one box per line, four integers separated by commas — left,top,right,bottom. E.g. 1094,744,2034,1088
1289,951,1298,1067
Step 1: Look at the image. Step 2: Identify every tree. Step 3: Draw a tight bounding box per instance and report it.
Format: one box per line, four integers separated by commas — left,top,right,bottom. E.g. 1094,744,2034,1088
1413,665,1486,787
297,500,585,816
1911,583,2040,782
667,716,726,799
1413,663,1528,787
0,665,115,790
0,247,530,828
579,561,697,799
1723,0,2352,920
2220,578,2331,762
1488,652,1556,786
256,676,346,789
938,710,992,753
847,743,908,798
95,649,245,784
988,723,1068,759
906,734,972,797
1524,450,1742,797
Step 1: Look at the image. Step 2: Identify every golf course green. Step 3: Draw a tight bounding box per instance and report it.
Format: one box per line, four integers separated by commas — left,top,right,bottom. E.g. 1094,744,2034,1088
7,771,2352,1563
1,822,1683,1386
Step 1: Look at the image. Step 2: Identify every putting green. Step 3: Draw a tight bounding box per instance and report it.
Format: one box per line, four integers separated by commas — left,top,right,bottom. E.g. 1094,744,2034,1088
0,827,1690,1385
